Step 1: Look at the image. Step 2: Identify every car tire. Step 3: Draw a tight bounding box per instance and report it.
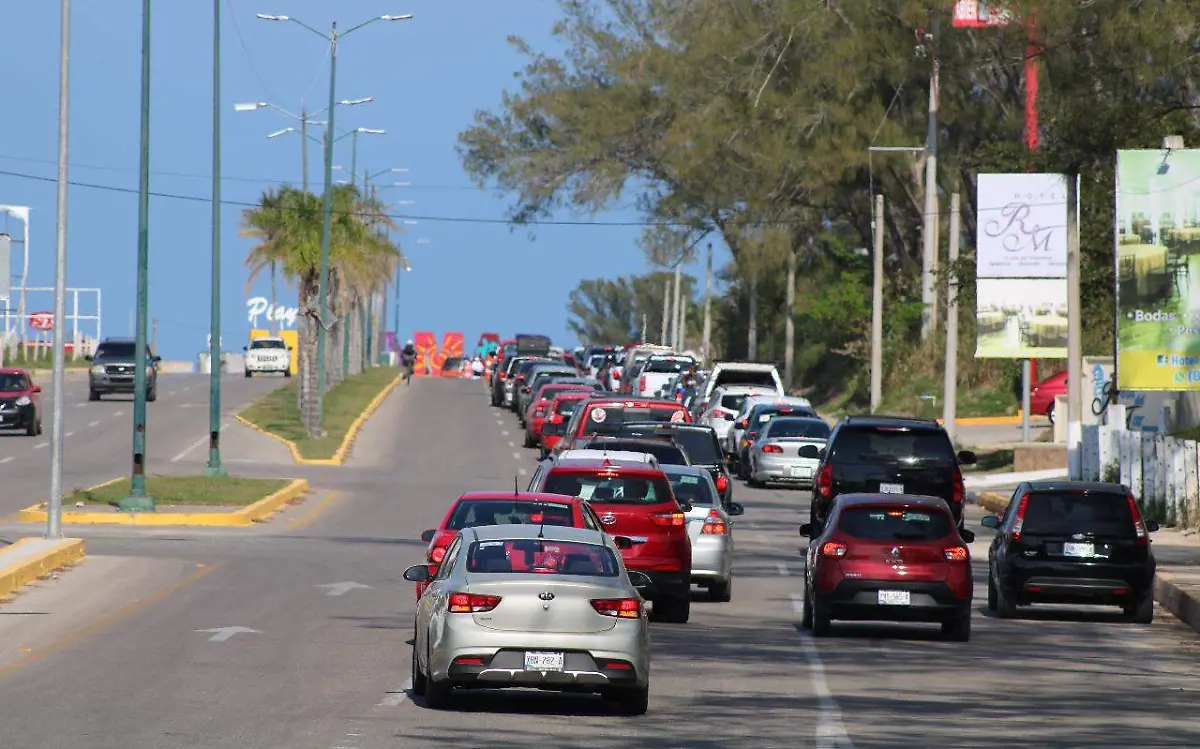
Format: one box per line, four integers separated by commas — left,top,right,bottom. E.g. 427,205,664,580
283,369,291,378
147,386,157,403
410,639,427,696
609,686,649,716
26,419,38,437
942,609,972,642
36,419,43,436
651,594,690,624
423,647,452,709
994,577,1018,619
523,431,535,448
244,369,252,378
1047,401,1055,424
800,584,814,630
89,389,100,402
708,576,732,603
810,597,833,637
1126,592,1154,623
987,573,998,611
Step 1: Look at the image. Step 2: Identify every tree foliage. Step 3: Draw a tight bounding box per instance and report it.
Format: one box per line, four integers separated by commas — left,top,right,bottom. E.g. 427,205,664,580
567,271,697,347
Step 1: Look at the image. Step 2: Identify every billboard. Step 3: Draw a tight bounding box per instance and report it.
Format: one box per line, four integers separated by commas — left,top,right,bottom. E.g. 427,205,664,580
1115,149,1200,390
974,173,1069,358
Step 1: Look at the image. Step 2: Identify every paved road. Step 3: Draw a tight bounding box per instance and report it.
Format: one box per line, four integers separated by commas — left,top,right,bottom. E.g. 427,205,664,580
0,374,287,516
0,378,1198,748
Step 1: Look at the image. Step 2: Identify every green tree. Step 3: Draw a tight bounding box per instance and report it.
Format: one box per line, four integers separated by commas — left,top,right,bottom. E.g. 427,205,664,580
568,271,697,347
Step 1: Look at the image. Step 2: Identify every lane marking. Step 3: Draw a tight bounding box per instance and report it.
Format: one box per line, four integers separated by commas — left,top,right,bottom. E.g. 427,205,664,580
753,533,768,545
171,435,209,463
113,410,124,417
776,562,789,576
508,441,515,448
87,420,100,428
0,456,13,464
789,594,855,748
512,451,521,460
287,492,343,531
65,432,75,438
377,678,412,707
501,430,510,437
518,468,528,476
34,442,48,449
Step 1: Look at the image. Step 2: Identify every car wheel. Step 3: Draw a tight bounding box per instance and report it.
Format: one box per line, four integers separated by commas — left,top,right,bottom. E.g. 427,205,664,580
36,419,43,436
410,638,427,696
941,609,972,642
708,576,732,603
1125,592,1154,624
800,584,814,630
283,369,291,378
423,647,452,709
651,594,690,624
810,597,833,637
986,573,998,612
147,386,157,403
1047,401,1055,424
522,431,535,448
89,389,100,402
995,579,1018,619
608,686,649,716
26,419,38,437
244,369,252,378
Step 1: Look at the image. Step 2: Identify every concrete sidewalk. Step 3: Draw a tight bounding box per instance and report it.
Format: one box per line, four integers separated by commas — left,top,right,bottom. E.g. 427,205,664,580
975,490,1200,636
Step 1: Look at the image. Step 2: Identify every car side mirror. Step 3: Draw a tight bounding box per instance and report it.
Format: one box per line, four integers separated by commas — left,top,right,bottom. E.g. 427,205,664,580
960,528,976,543
613,535,634,550
420,529,436,543
626,570,652,590
84,354,93,361
798,522,814,537
958,450,978,465
153,355,162,362
1145,520,1160,532
798,445,820,459
677,501,692,512
979,515,1000,529
403,564,431,583
242,345,248,351
736,419,748,429
32,386,41,393
727,502,745,516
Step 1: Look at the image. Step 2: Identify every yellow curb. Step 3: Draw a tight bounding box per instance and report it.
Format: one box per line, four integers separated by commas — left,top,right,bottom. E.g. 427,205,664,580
236,373,401,466
16,479,309,527
975,491,1010,514
0,538,87,600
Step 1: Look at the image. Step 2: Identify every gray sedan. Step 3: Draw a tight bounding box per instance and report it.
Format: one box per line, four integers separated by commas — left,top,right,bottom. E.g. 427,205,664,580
662,465,743,602
404,524,651,714
747,416,831,488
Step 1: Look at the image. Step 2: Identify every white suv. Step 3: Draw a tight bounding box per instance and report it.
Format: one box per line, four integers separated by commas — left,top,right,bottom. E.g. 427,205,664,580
244,337,292,377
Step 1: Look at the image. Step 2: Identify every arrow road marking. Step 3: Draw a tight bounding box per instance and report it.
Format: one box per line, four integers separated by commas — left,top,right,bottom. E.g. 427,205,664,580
317,582,372,596
196,626,260,643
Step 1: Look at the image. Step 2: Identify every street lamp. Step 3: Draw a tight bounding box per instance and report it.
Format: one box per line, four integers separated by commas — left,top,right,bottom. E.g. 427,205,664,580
47,0,71,536
257,10,413,435
204,0,226,478
235,97,372,191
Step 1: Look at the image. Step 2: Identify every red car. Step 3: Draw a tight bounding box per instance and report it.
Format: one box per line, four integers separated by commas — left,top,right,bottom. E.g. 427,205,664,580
528,455,693,623
540,390,593,459
1029,370,1067,423
523,383,598,448
553,397,692,456
415,491,603,599
799,493,975,640
0,368,43,436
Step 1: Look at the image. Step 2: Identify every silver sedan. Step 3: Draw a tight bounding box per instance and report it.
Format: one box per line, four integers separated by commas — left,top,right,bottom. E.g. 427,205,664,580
747,416,831,488
405,524,651,714
661,464,744,602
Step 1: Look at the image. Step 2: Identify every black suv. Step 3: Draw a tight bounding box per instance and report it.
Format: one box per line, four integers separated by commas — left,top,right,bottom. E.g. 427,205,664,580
614,422,734,507
982,481,1158,622
87,338,160,402
803,415,976,530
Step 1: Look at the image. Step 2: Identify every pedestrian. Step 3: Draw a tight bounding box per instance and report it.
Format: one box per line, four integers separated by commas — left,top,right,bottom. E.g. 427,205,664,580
472,355,484,379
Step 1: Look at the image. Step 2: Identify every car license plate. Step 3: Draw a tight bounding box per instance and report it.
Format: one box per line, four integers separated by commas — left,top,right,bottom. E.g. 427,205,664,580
524,651,564,672
790,466,811,478
877,590,910,606
879,482,904,494
1062,542,1094,558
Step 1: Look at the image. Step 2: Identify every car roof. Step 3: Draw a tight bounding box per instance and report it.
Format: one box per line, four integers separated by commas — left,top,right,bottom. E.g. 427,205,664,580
581,397,683,408
765,415,828,425
660,463,710,477
464,523,613,546
839,415,941,429
549,456,665,473
747,396,813,409
620,421,712,433
713,384,778,395
557,449,659,464
455,491,582,504
1024,480,1126,494
833,493,952,511
713,362,779,371
587,437,683,450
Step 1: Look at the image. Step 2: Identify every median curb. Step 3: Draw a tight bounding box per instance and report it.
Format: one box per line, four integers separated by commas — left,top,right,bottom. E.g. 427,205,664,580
16,478,309,527
0,537,87,600
236,372,402,466
974,491,1200,636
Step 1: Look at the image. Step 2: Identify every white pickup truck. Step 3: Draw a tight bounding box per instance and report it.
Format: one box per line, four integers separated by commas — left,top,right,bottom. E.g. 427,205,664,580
633,354,698,398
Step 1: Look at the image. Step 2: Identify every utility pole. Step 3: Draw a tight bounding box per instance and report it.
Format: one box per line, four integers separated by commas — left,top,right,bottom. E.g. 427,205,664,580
1066,173,1082,479
871,194,884,413
660,280,670,345
300,105,309,192
47,0,71,538
679,291,688,351
784,246,796,390
943,193,960,443
701,242,713,365
920,16,941,341
205,0,226,477
671,263,682,349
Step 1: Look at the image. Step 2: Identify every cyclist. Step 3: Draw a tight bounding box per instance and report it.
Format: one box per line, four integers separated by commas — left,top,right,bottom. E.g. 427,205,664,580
400,339,417,382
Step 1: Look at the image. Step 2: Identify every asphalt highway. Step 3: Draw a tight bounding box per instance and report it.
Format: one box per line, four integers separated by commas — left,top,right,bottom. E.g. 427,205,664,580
0,377,1197,748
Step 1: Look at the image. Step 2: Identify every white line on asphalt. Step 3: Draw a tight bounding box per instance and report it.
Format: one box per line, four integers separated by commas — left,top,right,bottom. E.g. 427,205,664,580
87,420,100,428
518,468,528,476
508,440,515,448
753,533,768,545
789,594,855,748
65,431,74,438
512,451,521,460
74,402,87,408
776,562,789,576
501,429,510,436
376,678,412,707
171,435,208,463
34,441,48,449
0,456,13,464
113,411,124,417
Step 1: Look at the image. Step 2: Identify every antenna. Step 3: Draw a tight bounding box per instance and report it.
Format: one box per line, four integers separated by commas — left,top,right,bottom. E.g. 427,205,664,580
514,475,519,495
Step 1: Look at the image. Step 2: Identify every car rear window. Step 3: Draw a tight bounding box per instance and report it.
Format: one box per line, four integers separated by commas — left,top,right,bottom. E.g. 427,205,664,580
838,507,954,541
96,342,137,358
831,427,955,465
715,371,776,389
643,357,696,374
1021,491,1135,537
555,397,585,415
544,471,674,505
584,439,688,465
670,430,721,464
764,419,830,440
755,406,816,424
665,472,718,507
582,404,686,435
446,500,576,530
467,539,620,576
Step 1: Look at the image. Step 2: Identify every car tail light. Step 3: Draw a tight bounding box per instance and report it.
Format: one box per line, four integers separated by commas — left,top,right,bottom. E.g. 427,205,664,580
549,414,563,424
651,511,686,527
535,406,545,417
951,469,964,504
820,541,847,558
701,510,728,535
761,444,783,454
943,545,969,562
453,656,485,666
1010,492,1030,541
499,373,507,380
590,598,641,618
430,546,447,564
639,376,647,392
1126,492,1148,544
816,464,833,499
714,474,728,493
448,592,501,613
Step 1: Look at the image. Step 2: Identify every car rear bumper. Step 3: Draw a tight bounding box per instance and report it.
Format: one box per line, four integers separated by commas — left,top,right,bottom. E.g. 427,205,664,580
1003,561,1153,605
818,579,970,622
627,568,690,601
752,455,817,484
246,359,289,372
689,538,731,582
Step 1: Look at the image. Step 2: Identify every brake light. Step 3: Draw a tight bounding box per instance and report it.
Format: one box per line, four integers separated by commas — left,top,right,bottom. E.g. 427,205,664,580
951,469,964,504
820,541,847,558
549,414,563,424
816,464,833,499
715,474,728,493
1126,493,1147,544
499,373,507,380
701,509,727,535
430,546,447,564
535,406,545,417
1010,492,1030,541
761,444,783,454
651,511,686,527
943,545,969,562
590,598,641,618
639,376,647,392
448,592,501,613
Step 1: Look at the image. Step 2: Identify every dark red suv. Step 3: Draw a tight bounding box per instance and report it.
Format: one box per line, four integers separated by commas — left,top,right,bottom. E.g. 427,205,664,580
799,493,975,641
0,368,43,436
527,455,693,623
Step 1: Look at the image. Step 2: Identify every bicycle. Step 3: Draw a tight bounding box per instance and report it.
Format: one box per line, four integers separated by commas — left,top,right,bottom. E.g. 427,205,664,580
402,359,414,385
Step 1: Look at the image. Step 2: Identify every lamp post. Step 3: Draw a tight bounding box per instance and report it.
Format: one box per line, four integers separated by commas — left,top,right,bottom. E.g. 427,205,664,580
359,169,408,367
120,0,155,510
204,0,226,478
257,11,412,434
235,97,373,192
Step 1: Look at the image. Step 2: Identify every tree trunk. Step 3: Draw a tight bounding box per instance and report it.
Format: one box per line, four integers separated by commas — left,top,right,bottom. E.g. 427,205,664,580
747,270,759,360
297,274,321,436
325,273,343,388
784,247,796,389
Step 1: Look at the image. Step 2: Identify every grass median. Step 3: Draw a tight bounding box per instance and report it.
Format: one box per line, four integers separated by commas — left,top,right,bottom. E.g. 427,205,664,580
68,476,290,507
239,366,400,460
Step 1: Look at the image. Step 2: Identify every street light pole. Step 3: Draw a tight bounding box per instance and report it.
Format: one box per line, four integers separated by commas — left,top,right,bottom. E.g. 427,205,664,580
300,105,309,192
47,0,72,538
205,0,226,478
121,0,155,510
350,129,359,188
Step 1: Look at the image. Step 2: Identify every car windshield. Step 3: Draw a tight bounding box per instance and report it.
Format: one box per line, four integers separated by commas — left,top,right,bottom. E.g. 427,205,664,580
0,373,28,391
95,342,137,358
764,419,830,440
832,427,955,465
720,394,750,411
584,439,688,465
665,472,718,507
838,508,953,541
1022,491,1136,537
582,405,685,435
466,539,621,576
643,357,696,374
544,471,675,505
446,500,575,530
250,340,285,350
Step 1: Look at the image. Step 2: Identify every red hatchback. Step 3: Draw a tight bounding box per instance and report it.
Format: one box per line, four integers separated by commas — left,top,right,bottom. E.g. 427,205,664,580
0,368,43,436
539,390,592,459
528,456,693,623
553,397,692,456
799,494,975,641
523,383,597,448
415,491,603,599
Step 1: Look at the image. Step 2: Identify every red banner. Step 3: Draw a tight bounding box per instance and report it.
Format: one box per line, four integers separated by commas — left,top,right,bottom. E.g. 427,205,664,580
412,331,464,376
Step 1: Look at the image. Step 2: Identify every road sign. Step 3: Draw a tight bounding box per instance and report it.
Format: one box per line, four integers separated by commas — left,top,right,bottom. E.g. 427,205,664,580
952,0,1012,27
29,311,54,331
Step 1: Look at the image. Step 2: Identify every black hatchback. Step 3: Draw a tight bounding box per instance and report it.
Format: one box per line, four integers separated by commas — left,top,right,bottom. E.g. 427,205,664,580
805,416,976,530
981,481,1159,622
613,422,734,507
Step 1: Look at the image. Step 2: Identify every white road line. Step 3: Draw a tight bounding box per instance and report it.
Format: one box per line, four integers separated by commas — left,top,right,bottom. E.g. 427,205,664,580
753,532,768,545
74,402,87,408
501,429,510,436
87,420,100,428
171,435,208,463
518,468,528,476
65,431,74,438
508,441,515,448
512,451,521,460
113,410,124,417
789,594,855,748
33,441,48,449
0,456,13,464
376,678,412,707
776,562,789,576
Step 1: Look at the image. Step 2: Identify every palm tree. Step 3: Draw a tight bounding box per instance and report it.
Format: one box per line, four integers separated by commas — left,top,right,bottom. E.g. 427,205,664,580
241,184,402,436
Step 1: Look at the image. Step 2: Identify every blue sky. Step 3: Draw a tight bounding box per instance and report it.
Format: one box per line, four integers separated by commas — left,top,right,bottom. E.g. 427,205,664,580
0,1,718,361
